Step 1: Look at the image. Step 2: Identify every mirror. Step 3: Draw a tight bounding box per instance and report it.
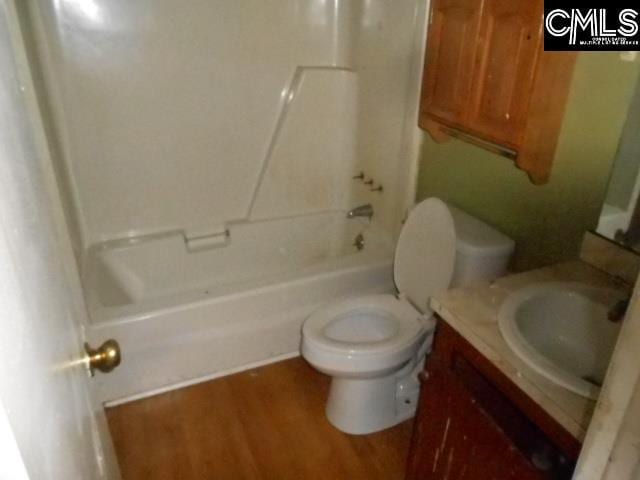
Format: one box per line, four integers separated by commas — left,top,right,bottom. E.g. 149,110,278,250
597,75,640,253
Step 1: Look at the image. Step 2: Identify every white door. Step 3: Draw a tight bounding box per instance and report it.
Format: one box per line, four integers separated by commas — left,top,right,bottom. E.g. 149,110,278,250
0,1,120,479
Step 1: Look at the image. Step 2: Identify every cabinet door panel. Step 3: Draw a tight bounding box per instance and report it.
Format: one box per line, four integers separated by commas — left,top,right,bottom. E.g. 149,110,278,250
466,0,542,145
421,0,483,126
406,367,548,480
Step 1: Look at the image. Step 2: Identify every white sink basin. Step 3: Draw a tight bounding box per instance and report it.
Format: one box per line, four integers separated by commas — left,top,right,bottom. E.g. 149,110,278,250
498,282,625,399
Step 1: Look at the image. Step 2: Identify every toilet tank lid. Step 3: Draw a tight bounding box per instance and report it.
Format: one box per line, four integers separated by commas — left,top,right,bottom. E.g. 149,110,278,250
449,205,515,256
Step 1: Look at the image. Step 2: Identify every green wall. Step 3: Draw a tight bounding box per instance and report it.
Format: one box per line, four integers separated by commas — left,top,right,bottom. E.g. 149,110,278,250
417,53,640,271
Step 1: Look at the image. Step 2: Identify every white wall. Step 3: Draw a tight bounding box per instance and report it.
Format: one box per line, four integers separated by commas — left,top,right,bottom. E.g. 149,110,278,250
352,0,428,234
22,0,426,251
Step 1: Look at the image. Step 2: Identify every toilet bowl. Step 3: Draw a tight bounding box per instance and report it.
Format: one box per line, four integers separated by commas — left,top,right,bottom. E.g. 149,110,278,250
301,198,457,434
302,295,435,434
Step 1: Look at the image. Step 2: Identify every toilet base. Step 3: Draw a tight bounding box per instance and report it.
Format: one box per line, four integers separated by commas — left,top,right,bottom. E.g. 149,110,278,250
325,365,421,435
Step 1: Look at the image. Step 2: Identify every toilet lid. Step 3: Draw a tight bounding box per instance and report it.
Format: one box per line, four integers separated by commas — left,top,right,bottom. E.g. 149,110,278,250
394,198,456,314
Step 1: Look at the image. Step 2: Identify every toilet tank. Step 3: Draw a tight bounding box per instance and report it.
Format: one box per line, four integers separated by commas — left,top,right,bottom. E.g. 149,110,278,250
448,205,515,287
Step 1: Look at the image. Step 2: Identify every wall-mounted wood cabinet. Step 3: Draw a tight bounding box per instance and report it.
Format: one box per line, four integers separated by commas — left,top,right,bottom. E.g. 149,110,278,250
419,0,577,184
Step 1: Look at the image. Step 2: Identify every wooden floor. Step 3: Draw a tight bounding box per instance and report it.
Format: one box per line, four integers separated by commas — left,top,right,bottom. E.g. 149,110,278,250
106,357,413,479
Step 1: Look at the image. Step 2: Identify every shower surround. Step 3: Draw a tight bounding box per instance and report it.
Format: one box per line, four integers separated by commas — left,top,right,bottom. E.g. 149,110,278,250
20,0,427,402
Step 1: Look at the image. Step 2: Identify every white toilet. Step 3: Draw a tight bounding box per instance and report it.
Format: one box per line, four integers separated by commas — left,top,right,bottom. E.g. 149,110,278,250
301,198,514,435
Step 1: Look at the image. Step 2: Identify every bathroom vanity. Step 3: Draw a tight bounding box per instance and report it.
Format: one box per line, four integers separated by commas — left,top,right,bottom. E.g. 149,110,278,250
405,262,628,479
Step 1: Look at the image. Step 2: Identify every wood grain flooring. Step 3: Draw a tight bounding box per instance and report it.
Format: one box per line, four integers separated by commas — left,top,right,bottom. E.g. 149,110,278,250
106,357,413,479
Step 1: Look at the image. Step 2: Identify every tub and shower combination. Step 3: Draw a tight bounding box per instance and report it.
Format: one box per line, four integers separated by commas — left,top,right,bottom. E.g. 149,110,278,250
85,214,394,401
20,0,429,403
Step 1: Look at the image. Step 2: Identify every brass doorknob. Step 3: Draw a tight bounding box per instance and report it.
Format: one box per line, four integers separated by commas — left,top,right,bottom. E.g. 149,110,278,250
84,339,121,376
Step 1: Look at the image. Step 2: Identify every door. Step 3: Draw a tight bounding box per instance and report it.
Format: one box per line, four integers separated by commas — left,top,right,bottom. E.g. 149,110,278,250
466,0,543,146
0,2,120,479
420,0,484,127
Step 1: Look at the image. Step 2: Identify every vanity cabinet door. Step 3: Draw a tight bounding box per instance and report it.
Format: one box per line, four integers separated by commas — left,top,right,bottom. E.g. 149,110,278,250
420,0,483,127
406,366,547,480
465,0,542,147
405,321,579,480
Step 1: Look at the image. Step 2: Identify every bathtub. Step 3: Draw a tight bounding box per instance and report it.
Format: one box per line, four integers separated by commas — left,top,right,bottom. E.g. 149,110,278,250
83,212,394,404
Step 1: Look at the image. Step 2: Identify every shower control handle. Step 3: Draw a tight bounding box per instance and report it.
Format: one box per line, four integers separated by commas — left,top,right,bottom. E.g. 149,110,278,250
85,339,122,376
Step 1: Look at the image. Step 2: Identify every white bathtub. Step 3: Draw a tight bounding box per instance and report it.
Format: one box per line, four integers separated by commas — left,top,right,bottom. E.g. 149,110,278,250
83,212,394,404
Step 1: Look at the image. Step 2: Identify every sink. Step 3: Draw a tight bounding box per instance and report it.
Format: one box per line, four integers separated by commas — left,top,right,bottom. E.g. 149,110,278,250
498,282,625,399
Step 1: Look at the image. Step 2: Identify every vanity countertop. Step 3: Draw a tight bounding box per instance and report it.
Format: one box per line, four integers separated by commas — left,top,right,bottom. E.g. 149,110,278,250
429,261,629,441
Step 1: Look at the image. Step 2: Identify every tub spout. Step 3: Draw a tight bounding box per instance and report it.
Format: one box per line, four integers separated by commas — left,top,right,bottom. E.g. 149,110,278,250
346,204,373,220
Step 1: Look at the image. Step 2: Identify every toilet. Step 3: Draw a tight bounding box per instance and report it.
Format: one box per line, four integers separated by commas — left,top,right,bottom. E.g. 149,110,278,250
301,198,514,435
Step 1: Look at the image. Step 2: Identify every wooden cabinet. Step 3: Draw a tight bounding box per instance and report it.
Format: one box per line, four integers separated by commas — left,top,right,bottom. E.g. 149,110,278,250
406,320,580,480
421,0,482,126
467,0,540,145
419,0,577,184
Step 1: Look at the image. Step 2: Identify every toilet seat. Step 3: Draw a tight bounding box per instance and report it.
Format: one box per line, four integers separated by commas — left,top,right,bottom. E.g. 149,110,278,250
303,294,430,355
302,294,435,376
394,197,456,314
